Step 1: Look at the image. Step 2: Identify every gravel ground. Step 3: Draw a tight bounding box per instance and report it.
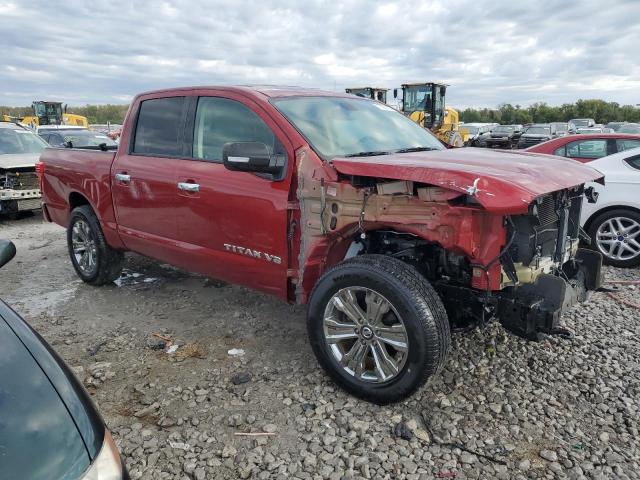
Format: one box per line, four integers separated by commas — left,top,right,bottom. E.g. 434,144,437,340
1,213,639,479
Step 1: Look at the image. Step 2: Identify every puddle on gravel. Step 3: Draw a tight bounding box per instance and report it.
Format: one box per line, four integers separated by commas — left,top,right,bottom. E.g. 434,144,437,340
114,270,160,287
7,285,78,317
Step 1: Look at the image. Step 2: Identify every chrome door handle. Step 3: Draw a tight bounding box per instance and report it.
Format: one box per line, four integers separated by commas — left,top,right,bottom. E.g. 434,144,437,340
178,182,200,192
115,173,131,183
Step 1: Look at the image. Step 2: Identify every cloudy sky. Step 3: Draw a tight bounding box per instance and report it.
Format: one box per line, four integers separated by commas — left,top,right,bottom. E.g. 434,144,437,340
1,0,639,108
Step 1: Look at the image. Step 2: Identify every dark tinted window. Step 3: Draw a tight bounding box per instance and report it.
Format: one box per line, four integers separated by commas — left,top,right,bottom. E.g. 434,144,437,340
625,154,640,170
133,97,185,156
193,97,275,161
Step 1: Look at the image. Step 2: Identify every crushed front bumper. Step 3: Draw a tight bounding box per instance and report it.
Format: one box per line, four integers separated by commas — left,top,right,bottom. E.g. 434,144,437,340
497,249,603,340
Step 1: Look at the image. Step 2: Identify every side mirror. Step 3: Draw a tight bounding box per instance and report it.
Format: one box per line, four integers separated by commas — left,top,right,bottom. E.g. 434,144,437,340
393,89,398,99
222,142,284,175
0,240,16,269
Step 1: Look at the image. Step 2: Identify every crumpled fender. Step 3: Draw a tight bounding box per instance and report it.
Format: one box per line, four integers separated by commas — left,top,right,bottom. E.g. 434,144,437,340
331,148,604,214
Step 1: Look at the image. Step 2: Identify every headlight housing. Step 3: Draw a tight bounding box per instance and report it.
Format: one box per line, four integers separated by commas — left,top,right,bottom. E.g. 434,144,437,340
81,431,125,480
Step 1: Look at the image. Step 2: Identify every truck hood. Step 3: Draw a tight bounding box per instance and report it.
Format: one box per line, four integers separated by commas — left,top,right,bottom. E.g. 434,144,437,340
331,148,604,214
0,153,40,170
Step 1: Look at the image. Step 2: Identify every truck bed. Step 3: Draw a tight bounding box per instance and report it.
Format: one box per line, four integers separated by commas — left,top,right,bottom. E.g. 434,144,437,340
40,147,122,247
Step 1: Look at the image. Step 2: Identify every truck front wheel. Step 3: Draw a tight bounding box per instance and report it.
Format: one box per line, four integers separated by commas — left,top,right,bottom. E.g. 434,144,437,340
67,205,124,285
307,255,450,404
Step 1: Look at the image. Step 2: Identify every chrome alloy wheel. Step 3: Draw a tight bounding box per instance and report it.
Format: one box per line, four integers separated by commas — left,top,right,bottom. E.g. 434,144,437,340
596,216,640,261
323,287,409,383
71,219,98,275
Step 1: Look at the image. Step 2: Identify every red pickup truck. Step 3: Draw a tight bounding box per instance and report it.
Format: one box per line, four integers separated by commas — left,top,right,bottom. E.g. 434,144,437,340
39,86,604,403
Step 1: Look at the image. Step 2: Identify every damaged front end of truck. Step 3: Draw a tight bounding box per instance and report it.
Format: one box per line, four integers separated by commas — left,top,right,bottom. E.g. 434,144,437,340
0,166,41,214
293,147,605,341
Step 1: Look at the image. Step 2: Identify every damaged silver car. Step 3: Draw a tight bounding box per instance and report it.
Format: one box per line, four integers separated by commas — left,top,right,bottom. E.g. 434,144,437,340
0,122,46,215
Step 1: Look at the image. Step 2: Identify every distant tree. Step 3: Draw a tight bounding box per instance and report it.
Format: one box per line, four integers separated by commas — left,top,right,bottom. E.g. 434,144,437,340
458,99,640,125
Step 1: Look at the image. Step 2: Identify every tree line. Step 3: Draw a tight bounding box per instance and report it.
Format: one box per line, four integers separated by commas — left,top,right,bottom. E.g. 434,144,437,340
459,99,640,125
3,98,640,126
1,104,130,124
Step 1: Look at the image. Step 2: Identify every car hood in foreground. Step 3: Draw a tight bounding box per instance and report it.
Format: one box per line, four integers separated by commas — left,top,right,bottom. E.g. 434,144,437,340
0,153,41,169
0,316,90,479
331,148,604,214
0,300,106,478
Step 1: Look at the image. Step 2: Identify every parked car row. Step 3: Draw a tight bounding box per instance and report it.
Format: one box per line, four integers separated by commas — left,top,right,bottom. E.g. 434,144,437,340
468,120,640,150
37,125,119,149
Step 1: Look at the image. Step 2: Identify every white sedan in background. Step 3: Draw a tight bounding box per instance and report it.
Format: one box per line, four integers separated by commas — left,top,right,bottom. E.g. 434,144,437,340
581,147,640,267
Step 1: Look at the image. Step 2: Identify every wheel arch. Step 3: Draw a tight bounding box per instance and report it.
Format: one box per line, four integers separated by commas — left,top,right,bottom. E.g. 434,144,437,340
69,191,92,212
299,225,461,304
583,204,640,234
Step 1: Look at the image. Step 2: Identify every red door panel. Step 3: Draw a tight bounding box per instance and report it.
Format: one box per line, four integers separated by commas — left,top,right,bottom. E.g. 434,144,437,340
170,92,294,299
173,161,290,297
111,154,181,260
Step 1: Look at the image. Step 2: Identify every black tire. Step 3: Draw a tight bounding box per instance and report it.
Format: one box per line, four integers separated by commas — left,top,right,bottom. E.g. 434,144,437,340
587,209,640,268
67,205,124,285
307,255,450,404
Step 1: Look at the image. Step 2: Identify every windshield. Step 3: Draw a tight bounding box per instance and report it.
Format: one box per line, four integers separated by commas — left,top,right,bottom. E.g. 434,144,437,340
462,126,478,134
58,131,117,147
272,96,444,159
402,85,432,113
525,126,550,135
553,123,568,132
0,128,48,154
570,119,590,127
493,126,513,133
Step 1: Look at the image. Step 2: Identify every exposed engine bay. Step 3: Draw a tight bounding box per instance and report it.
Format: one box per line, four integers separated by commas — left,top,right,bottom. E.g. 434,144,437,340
349,187,602,339
294,150,602,341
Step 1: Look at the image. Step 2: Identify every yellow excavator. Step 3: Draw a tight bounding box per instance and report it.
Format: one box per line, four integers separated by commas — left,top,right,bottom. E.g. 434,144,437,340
394,83,465,147
2,101,88,128
345,87,389,103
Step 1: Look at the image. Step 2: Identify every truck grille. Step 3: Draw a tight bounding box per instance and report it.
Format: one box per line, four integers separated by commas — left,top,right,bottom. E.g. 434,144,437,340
507,190,583,266
519,137,545,147
537,194,558,227
0,171,39,190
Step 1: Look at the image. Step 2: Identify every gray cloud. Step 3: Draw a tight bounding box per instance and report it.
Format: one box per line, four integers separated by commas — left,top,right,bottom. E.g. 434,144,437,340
0,0,638,108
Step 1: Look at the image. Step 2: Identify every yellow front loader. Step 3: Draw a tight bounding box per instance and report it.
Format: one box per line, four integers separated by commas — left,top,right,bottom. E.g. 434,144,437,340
394,83,466,147
9,101,88,128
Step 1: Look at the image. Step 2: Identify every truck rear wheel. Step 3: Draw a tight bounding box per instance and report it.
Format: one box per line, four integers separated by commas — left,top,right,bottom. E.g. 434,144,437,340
307,255,450,404
67,205,124,285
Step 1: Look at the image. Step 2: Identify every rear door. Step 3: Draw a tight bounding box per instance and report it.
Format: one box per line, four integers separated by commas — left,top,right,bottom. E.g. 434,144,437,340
170,93,293,298
111,95,187,260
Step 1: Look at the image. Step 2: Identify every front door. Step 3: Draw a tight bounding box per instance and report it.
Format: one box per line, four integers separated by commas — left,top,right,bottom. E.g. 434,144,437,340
171,94,293,298
111,95,187,261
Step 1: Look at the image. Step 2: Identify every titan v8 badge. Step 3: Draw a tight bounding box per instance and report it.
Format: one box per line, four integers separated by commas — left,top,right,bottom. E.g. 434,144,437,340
223,243,282,264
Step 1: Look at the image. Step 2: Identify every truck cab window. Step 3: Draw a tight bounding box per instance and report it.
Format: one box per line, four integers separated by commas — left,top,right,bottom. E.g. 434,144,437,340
133,97,185,156
193,97,275,161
